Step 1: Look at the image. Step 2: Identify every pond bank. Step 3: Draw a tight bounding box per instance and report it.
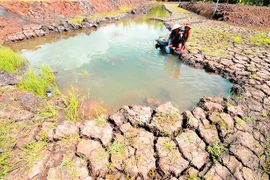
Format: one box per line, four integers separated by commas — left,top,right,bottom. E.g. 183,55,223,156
0,2,269,180
0,0,153,44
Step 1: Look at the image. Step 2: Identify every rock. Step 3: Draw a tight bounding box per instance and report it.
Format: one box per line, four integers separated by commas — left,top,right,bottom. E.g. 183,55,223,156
203,162,234,179
200,101,223,113
0,72,22,86
109,109,126,127
230,84,246,97
182,110,199,129
27,150,50,179
230,143,258,170
119,123,155,178
80,120,113,146
120,105,152,127
156,137,189,176
198,119,220,145
16,92,44,113
192,107,206,121
54,121,79,140
77,139,108,176
13,110,33,121
176,130,209,169
150,102,183,135
38,121,56,141
221,155,243,179
23,30,36,39
226,105,244,117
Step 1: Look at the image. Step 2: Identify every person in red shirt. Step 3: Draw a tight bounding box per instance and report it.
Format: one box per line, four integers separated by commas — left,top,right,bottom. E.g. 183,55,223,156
178,23,191,52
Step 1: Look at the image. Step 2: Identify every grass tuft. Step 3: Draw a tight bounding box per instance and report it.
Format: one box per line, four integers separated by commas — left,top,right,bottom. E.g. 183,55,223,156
69,17,84,24
62,89,82,122
207,143,226,161
18,65,59,97
0,46,27,73
249,33,270,46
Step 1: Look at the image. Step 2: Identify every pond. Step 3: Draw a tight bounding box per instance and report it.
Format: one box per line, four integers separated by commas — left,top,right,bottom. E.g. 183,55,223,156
9,5,232,112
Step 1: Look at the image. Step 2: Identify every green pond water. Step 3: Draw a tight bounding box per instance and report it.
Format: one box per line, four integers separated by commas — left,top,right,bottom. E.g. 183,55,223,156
10,5,232,112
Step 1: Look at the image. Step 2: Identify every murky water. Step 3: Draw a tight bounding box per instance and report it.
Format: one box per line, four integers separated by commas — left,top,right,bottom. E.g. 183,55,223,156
9,5,232,112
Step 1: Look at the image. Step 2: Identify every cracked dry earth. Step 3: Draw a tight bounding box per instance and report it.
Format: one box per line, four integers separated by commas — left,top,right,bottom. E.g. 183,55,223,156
0,3,270,180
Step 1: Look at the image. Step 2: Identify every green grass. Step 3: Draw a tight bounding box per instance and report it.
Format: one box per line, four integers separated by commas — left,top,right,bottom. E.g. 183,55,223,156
94,107,107,126
18,65,59,97
163,141,175,151
207,143,226,161
0,46,27,73
69,17,84,24
108,141,126,155
243,116,256,122
261,111,268,118
39,102,58,118
249,33,270,46
89,6,132,19
62,89,82,122
233,35,243,43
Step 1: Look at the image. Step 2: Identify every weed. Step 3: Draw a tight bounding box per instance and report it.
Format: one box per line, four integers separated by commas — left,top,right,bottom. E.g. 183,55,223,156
61,156,73,169
94,107,107,126
261,111,268,118
247,66,255,72
39,102,58,118
188,172,199,180
243,116,256,122
62,89,83,122
18,65,59,97
233,35,243,43
235,117,243,125
251,73,259,79
69,17,84,24
108,141,126,155
207,143,226,161
249,33,270,46
89,6,131,19
225,100,234,107
163,141,175,151
177,8,190,14
0,45,27,73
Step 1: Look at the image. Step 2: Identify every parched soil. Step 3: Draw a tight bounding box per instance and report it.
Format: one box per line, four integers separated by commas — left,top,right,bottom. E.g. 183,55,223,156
179,2,270,28
0,2,270,180
0,0,149,43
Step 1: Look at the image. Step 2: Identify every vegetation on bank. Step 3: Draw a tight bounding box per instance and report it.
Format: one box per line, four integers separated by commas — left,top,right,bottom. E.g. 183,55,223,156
18,66,60,98
0,46,27,73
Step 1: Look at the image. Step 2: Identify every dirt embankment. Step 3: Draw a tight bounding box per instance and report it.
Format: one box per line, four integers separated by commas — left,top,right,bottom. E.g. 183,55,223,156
0,0,150,43
179,2,270,28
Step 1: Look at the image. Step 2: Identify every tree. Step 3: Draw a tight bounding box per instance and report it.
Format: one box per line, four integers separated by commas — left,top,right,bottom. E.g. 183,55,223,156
263,0,269,6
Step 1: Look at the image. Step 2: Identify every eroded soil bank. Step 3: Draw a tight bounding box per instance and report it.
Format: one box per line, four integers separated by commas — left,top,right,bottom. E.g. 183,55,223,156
0,0,150,43
0,2,269,180
179,2,270,28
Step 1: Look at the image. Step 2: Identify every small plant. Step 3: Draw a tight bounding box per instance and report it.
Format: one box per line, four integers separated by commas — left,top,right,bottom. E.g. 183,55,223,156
251,73,259,79
0,45,27,73
39,102,58,118
62,89,82,122
247,66,255,72
233,35,243,43
18,66,59,97
69,17,84,24
225,100,234,107
94,107,107,126
261,111,268,118
243,116,256,122
163,141,175,151
235,117,243,125
61,156,73,169
207,143,226,161
188,172,199,180
249,33,270,46
108,141,126,155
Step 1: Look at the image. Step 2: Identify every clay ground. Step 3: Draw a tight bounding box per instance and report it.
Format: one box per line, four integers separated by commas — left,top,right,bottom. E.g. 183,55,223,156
0,2,269,180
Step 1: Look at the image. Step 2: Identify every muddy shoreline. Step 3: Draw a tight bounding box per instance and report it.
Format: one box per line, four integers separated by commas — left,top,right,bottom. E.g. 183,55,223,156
0,2,269,179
